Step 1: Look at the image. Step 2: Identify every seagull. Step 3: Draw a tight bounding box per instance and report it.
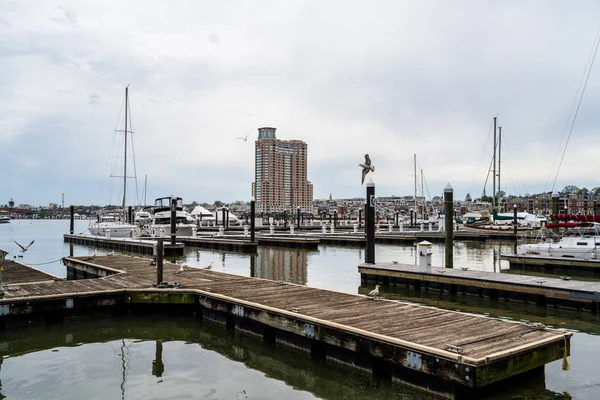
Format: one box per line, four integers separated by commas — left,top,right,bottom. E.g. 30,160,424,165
358,154,375,185
437,269,447,274
367,285,380,298
108,250,115,256
461,267,469,271
203,261,213,270
14,240,34,253
236,133,250,142
560,276,571,281
533,279,546,285
174,263,188,274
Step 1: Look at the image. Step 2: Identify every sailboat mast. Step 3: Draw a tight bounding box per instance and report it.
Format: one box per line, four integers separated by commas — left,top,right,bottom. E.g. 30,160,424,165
144,174,147,206
123,85,129,215
498,126,502,212
492,116,497,212
421,168,424,219
414,153,417,218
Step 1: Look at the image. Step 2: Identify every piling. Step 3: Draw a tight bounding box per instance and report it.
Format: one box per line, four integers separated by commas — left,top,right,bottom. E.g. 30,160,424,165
359,209,362,228
222,208,226,228
156,239,164,284
250,197,256,243
226,208,230,229
551,191,559,237
513,204,518,235
297,206,301,229
69,205,74,234
444,183,453,268
170,196,176,246
365,178,375,264
334,210,338,227
128,206,133,224
410,209,414,228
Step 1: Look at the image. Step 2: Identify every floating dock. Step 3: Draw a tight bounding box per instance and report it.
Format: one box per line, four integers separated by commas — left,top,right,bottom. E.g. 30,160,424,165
63,234,185,256
359,262,600,312
502,254,600,275
0,255,571,399
180,236,258,253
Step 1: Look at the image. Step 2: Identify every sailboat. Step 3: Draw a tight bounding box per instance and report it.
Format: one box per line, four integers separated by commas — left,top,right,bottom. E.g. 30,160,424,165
89,86,139,238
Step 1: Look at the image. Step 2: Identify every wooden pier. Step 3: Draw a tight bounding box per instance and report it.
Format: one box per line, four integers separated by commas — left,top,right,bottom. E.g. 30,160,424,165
64,234,184,256
0,255,570,399
180,236,258,253
502,253,600,275
359,262,600,312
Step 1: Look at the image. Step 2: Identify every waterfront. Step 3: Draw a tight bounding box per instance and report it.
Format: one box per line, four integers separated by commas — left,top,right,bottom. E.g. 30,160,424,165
1,220,599,399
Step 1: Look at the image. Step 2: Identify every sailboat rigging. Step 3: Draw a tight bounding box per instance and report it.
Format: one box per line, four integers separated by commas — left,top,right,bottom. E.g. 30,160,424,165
89,86,139,238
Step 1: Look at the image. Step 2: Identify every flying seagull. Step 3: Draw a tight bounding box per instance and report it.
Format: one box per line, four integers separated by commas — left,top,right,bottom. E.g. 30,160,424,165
367,284,380,298
203,261,214,270
236,133,250,142
358,154,375,185
14,240,34,253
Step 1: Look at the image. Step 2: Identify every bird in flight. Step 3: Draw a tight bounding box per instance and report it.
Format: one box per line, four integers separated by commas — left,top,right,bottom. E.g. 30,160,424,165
236,133,250,142
14,240,34,253
367,284,380,299
359,154,375,185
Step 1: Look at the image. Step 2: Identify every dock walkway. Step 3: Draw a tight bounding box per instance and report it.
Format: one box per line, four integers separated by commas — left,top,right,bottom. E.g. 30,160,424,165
0,255,570,398
359,262,600,312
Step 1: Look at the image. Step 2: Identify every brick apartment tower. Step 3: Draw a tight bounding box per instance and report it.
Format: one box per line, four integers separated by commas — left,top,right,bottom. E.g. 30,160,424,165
252,127,313,215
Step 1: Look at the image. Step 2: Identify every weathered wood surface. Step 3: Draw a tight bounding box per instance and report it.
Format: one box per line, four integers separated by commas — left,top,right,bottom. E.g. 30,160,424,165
1,260,62,284
2,255,570,365
359,262,600,302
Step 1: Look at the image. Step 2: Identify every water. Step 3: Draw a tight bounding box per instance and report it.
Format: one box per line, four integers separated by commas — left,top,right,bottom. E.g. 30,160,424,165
1,220,599,399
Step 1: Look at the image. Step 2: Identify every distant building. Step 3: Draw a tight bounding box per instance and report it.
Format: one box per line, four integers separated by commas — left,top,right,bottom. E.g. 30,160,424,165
252,127,313,214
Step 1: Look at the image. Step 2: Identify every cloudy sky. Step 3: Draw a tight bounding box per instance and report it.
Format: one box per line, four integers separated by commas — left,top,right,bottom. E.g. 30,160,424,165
2,1,600,207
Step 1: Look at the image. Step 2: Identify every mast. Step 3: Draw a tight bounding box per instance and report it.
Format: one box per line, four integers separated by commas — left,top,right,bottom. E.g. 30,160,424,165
414,153,417,217
492,116,497,213
421,168,424,219
144,174,147,206
123,85,129,215
498,126,502,212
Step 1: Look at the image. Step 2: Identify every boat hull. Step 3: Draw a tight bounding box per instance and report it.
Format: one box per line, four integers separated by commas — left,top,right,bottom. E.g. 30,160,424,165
89,222,138,238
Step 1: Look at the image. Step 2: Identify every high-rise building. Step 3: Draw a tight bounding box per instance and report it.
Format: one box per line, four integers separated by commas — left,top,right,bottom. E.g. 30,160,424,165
252,127,313,215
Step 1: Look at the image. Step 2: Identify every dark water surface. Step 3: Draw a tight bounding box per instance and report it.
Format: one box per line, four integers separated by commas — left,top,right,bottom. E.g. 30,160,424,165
0,220,599,399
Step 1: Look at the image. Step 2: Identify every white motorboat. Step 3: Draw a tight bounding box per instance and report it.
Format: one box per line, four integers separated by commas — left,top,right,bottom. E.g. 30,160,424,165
142,196,195,237
89,86,138,238
517,231,600,260
0,210,10,224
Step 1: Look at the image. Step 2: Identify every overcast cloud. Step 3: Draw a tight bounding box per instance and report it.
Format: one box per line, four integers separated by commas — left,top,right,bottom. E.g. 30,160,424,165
2,0,600,206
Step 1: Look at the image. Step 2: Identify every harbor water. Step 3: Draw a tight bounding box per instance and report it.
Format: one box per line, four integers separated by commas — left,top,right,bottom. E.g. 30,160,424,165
0,220,599,399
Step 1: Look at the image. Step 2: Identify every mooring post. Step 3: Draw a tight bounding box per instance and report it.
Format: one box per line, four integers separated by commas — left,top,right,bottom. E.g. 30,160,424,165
69,205,74,234
170,196,177,246
250,197,256,242
225,208,229,229
410,209,414,228
444,183,454,268
394,211,399,228
551,191,559,236
334,210,337,227
152,341,165,377
156,239,164,284
365,178,375,264
297,206,301,229
128,206,133,224
513,204,518,235
358,209,362,228
222,208,226,228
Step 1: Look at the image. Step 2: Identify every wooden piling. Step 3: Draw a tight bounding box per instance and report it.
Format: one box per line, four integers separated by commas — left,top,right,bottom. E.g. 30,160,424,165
513,204,517,235
69,205,74,234
444,183,454,268
365,178,375,264
251,198,256,243
156,239,163,284
170,197,176,246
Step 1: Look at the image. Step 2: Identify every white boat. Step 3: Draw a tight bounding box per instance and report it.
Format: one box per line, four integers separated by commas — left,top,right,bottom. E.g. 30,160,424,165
190,205,216,225
517,233,600,259
0,210,10,224
89,86,138,238
142,196,195,237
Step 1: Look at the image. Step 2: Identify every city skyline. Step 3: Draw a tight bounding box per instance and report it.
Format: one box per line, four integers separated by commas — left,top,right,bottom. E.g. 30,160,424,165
3,1,600,206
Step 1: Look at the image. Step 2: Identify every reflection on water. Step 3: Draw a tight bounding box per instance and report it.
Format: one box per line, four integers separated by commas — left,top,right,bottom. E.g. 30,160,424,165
255,247,308,284
0,315,575,400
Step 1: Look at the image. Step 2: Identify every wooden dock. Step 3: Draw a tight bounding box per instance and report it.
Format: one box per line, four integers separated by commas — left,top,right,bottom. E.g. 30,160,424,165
64,234,184,256
502,254,600,275
359,262,600,312
0,255,570,399
180,236,258,253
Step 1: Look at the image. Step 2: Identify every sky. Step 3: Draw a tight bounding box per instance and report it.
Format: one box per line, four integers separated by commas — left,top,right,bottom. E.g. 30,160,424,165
2,1,600,207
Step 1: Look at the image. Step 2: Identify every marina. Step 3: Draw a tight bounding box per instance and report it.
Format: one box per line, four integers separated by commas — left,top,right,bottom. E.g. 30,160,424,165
1,254,572,399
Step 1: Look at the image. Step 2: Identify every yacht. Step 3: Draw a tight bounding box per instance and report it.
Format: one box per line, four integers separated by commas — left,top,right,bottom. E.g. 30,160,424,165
0,210,10,224
517,232,600,260
142,196,195,237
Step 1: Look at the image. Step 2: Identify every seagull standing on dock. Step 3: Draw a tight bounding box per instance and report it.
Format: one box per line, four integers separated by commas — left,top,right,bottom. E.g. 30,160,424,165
359,154,375,185
14,240,34,253
175,264,188,274
203,261,213,270
367,285,380,299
